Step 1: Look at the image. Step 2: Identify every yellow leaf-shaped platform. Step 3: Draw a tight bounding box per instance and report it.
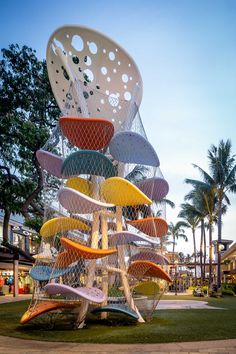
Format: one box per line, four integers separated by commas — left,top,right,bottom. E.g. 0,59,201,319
65,177,92,197
40,217,90,238
133,281,160,296
100,177,152,206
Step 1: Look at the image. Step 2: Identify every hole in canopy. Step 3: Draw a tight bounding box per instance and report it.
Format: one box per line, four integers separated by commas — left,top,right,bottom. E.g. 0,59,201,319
109,51,115,61
107,77,111,82
63,69,70,81
112,118,115,122
109,93,119,107
124,91,131,101
72,35,84,51
103,49,106,53
113,68,117,73
66,93,72,100
89,42,97,54
72,56,79,64
101,67,107,75
83,69,94,82
101,99,105,104
105,90,109,95
68,51,72,56
122,74,129,83
66,34,70,38
84,55,92,66
53,38,65,53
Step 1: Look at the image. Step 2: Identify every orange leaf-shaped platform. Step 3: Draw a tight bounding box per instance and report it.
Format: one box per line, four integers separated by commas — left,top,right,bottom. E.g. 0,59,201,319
128,260,172,282
56,238,117,267
59,117,114,150
20,301,76,324
127,217,168,237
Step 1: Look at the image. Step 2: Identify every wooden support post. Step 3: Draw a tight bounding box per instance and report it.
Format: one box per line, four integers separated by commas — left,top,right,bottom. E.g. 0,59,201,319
13,255,19,297
101,215,108,319
76,209,100,328
116,207,145,323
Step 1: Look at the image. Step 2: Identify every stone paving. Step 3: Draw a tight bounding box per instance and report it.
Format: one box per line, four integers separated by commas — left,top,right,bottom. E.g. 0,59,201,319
0,336,236,354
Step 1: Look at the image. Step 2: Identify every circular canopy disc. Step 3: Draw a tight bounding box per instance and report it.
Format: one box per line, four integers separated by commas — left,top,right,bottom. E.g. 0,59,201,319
46,25,143,132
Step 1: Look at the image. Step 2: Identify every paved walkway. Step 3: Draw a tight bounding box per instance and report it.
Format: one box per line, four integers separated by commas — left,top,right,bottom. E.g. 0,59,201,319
0,294,32,304
0,336,235,354
158,300,224,310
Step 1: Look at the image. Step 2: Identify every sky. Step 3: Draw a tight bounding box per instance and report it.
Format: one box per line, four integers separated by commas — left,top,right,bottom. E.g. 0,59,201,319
1,0,236,255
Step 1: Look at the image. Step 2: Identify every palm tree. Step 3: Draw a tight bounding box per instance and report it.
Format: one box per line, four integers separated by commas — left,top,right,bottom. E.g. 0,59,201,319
178,204,200,285
168,221,188,294
185,140,236,289
168,221,188,263
184,184,218,287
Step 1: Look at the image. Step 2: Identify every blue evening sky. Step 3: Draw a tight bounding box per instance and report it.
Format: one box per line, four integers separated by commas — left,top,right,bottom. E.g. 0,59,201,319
1,0,236,254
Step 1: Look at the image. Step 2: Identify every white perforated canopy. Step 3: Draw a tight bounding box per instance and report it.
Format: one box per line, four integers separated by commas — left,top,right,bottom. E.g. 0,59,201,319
47,25,143,132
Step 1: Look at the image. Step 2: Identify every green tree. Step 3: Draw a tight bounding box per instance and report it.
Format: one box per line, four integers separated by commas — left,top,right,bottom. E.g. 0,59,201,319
0,44,60,242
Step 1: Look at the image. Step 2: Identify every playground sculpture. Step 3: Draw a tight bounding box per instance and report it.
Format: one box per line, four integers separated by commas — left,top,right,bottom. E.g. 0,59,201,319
21,25,172,328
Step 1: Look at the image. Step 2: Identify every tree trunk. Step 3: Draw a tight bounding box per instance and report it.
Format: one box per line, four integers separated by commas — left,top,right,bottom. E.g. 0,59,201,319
209,223,213,288
193,228,197,285
203,224,206,282
200,220,204,285
217,195,223,290
3,209,10,242
172,235,175,263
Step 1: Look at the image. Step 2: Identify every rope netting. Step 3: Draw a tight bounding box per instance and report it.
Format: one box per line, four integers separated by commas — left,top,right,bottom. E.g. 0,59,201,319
21,25,172,328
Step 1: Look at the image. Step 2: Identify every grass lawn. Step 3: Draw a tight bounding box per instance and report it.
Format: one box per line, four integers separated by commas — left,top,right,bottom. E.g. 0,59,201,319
0,296,236,343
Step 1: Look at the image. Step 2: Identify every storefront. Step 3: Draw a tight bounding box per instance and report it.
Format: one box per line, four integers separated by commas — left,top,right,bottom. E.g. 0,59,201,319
0,262,34,295
221,242,236,284
0,211,39,296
